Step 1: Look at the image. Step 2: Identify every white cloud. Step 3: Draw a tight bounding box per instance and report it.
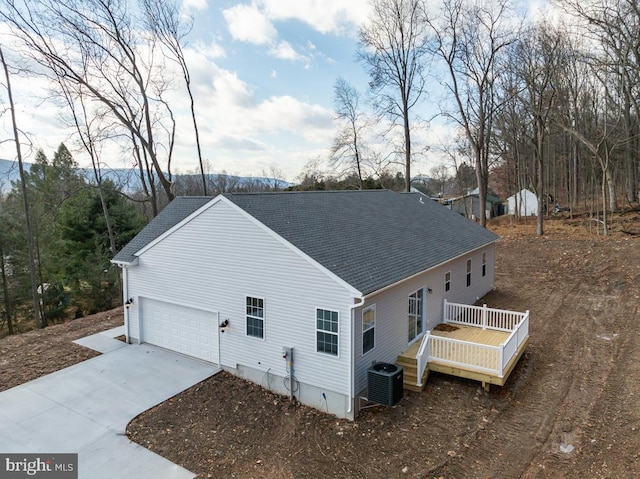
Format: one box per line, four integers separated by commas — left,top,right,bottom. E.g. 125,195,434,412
252,96,333,140
269,40,306,61
223,3,277,45
182,0,208,11
526,0,566,26
259,0,371,35
221,0,368,63
152,44,334,178
192,39,225,60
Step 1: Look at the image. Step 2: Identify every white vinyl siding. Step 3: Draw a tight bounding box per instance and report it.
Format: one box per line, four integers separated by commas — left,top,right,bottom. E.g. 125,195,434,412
352,243,497,396
246,296,264,338
126,199,354,396
362,306,375,355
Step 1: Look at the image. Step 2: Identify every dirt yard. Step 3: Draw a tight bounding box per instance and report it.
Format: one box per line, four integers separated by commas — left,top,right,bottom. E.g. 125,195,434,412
0,308,124,392
2,213,639,478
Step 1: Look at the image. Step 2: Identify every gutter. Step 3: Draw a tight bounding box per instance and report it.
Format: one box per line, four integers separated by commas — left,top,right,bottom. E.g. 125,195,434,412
112,257,138,343
362,241,498,300
111,257,139,267
347,296,365,414
120,265,131,343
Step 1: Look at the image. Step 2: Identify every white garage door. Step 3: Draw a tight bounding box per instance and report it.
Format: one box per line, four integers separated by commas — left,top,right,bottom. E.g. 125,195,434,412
140,298,217,363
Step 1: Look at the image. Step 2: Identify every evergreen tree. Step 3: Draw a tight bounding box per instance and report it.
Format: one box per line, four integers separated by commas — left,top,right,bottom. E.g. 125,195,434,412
56,179,144,314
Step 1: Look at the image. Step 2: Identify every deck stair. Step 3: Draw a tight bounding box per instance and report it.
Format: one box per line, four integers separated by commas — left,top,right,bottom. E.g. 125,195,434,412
395,353,427,392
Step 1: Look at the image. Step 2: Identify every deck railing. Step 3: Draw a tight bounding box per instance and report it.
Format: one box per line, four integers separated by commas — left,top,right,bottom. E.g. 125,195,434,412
444,300,527,332
418,301,531,378
500,311,529,371
428,335,502,375
415,332,430,388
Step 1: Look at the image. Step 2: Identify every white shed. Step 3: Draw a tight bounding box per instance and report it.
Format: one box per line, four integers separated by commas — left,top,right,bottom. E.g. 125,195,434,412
507,189,538,216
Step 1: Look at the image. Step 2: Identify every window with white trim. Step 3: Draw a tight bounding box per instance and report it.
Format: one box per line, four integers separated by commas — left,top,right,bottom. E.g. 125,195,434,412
362,306,375,355
466,259,472,287
246,297,264,338
482,252,487,277
445,271,451,292
316,309,338,355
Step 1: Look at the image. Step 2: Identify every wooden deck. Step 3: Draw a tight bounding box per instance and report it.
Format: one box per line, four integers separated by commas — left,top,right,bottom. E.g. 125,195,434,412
397,303,530,392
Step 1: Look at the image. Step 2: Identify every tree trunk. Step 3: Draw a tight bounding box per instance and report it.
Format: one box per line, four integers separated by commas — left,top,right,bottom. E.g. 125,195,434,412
1,47,43,329
605,164,617,213
404,106,411,192
601,170,608,236
354,138,363,190
0,238,14,335
475,164,487,226
186,83,207,196
536,118,544,236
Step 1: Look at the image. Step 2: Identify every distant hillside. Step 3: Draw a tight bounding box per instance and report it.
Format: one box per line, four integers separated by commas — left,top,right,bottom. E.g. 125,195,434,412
0,159,290,194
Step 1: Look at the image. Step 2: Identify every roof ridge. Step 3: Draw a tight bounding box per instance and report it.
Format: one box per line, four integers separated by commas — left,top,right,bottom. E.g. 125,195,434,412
223,189,391,196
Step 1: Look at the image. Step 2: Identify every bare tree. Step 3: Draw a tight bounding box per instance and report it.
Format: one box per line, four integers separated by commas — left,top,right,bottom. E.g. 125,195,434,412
331,77,369,188
429,164,450,197
211,171,240,195
560,0,640,204
514,23,566,235
428,0,519,227
358,0,430,192
0,0,178,212
0,46,42,329
261,166,287,191
561,72,627,236
142,0,207,195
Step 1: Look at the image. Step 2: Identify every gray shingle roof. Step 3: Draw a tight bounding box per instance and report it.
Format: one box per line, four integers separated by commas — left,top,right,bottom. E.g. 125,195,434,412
112,196,212,263
223,190,499,295
113,190,499,295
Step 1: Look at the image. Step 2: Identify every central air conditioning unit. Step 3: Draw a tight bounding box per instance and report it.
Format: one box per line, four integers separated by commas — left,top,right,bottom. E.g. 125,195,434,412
367,362,403,406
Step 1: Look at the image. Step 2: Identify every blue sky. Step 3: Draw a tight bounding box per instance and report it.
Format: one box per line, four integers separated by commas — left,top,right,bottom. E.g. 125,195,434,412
0,0,553,183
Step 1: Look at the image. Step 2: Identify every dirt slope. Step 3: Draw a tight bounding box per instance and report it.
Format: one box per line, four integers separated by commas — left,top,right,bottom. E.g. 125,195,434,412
127,230,640,478
2,214,638,478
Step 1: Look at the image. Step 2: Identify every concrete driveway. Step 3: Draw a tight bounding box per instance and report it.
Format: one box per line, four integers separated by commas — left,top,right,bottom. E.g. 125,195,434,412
0,328,220,479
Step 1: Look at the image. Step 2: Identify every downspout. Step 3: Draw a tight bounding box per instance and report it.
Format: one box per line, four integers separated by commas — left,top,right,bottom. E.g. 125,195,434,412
122,265,131,343
216,313,221,367
347,296,365,414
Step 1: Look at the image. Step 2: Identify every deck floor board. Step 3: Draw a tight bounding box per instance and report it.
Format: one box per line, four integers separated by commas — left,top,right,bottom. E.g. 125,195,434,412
431,324,510,345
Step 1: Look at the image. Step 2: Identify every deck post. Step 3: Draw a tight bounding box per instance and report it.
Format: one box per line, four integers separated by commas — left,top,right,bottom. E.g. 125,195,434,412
482,304,487,330
443,299,449,323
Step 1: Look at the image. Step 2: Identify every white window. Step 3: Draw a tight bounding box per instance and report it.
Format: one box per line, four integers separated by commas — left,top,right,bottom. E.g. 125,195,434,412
362,306,375,354
466,259,472,287
445,271,451,292
317,309,338,355
246,297,264,338
482,252,487,277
